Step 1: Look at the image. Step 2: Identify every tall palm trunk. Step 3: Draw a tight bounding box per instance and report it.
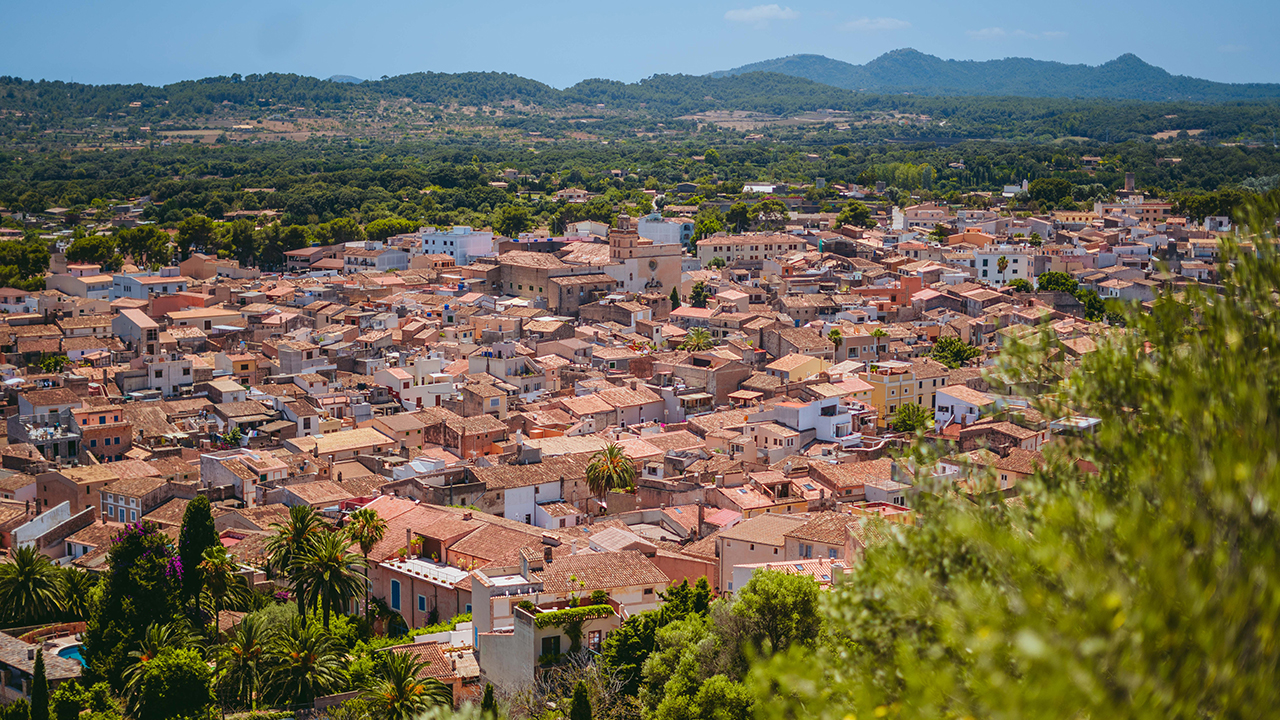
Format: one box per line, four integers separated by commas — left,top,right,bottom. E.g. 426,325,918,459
296,579,307,622
362,551,371,621
322,592,331,630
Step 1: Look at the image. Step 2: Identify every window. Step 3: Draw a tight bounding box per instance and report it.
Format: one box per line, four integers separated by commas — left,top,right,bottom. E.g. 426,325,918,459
829,548,839,559
182,368,190,376
418,595,427,613
490,398,499,407
154,370,163,379
108,505,115,518
588,630,602,651
541,636,561,658
130,510,136,521
800,543,812,558
390,580,401,610
465,604,472,613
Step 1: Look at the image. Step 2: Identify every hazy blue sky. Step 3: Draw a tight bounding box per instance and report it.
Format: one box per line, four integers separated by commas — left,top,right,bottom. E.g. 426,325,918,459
3,0,1276,87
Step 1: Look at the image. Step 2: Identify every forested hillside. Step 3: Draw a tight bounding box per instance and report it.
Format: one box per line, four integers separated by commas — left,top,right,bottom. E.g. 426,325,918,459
713,49,1280,101
4,69,1280,145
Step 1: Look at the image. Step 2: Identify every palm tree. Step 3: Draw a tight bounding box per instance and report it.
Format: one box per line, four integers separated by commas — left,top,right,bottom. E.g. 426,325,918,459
266,505,324,620
679,327,713,352
214,615,269,711
296,530,366,629
585,444,636,503
0,545,65,625
58,568,95,621
199,545,243,638
870,327,888,356
123,622,199,714
891,402,933,434
827,328,843,359
360,650,453,720
345,508,387,620
997,255,1009,274
263,619,345,707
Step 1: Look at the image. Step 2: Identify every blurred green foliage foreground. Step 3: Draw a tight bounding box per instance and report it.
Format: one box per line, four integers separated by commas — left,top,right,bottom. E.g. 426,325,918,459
750,206,1280,719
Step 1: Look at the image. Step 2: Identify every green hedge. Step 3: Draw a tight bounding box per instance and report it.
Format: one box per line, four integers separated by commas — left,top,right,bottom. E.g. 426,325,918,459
533,604,613,629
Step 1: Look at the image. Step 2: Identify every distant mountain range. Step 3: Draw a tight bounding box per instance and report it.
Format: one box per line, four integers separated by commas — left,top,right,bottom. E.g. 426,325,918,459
326,75,364,84
711,49,1280,102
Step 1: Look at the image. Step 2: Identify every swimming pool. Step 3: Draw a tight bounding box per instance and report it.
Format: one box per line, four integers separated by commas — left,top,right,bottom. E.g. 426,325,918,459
56,645,85,667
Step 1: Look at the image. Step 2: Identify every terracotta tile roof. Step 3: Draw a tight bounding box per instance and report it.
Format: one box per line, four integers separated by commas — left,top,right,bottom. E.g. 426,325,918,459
22,387,82,407
285,480,356,506
223,504,292,531
143,497,199,527
678,531,721,559
383,642,460,682
535,549,669,593
0,633,82,681
471,454,590,490
594,385,661,409
104,476,167,498
783,511,859,545
641,430,705,453
685,409,750,438
0,472,37,494
449,524,541,563
811,457,896,490
718,513,809,546
993,448,1045,475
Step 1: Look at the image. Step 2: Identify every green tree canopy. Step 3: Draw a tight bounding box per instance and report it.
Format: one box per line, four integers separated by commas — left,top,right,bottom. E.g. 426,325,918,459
365,217,418,243
133,648,213,720
689,281,711,308
835,200,874,229
890,402,933,433
931,335,982,369
726,202,751,233
177,495,217,609
0,545,65,626
568,681,591,720
751,198,790,231
83,522,184,691
489,205,534,239
1036,270,1079,294
752,214,1280,720
1028,177,1074,204
585,444,636,500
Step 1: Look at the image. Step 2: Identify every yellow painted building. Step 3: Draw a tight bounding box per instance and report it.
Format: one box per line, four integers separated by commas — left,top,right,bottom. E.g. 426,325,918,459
859,359,950,428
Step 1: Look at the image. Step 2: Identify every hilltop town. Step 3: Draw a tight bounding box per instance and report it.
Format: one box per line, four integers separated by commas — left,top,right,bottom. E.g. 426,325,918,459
0,161,1242,714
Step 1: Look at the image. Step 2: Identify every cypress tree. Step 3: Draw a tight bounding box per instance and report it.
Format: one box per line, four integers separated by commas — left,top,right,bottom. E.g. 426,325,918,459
177,496,217,606
480,683,496,719
668,286,680,310
568,681,590,720
30,649,48,720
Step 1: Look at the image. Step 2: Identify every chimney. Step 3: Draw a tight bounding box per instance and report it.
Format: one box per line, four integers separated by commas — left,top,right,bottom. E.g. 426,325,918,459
461,511,472,521
405,528,413,557
27,648,35,661
543,546,553,564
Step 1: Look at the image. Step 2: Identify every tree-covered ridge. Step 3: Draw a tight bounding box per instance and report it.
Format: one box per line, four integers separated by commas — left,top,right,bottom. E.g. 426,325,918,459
5,68,1280,145
713,48,1280,102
